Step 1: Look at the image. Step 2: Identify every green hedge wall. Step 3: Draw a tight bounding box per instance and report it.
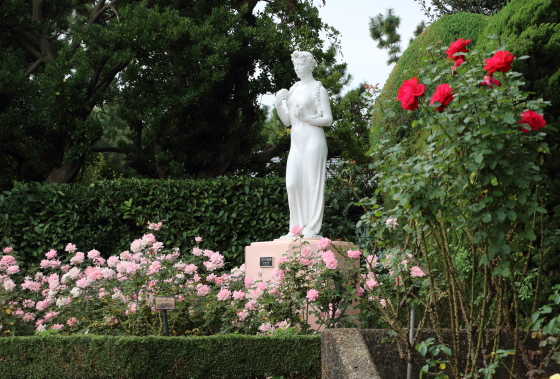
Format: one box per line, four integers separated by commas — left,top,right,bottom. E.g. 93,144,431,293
0,334,321,379
0,177,357,268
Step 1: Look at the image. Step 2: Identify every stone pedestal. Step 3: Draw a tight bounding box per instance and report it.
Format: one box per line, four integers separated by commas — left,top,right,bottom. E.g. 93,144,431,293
244,239,357,283
244,238,359,330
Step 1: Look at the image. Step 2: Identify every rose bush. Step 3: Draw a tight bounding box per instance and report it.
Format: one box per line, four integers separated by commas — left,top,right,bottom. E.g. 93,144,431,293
367,37,552,378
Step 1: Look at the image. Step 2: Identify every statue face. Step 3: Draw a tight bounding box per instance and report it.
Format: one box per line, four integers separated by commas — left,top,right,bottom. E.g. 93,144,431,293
293,58,312,79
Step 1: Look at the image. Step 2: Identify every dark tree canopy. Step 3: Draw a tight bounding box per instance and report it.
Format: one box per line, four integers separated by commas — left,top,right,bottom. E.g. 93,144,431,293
0,0,337,188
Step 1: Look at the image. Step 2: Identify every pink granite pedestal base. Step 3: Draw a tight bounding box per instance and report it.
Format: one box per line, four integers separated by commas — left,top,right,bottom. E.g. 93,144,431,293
244,238,359,330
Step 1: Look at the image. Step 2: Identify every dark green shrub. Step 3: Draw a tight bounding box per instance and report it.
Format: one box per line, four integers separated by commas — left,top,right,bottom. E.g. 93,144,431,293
0,334,321,379
0,177,358,269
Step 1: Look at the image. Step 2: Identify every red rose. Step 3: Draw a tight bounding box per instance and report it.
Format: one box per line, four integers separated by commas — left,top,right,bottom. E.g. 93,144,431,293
397,77,425,111
484,51,515,74
446,38,470,62
519,110,546,133
430,83,455,113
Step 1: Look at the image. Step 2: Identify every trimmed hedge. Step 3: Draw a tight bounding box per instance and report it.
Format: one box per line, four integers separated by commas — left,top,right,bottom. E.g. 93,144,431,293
0,177,357,269
0,334,321,379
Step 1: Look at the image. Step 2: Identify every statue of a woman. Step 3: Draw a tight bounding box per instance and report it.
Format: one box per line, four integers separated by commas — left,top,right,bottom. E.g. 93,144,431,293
275,51,333,239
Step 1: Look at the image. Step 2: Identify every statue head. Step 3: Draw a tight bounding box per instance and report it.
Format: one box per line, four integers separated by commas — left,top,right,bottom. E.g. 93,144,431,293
291,51,317,70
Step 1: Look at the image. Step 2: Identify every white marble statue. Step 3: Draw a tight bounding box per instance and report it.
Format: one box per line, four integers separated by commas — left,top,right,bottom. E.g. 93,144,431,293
275,51,333,239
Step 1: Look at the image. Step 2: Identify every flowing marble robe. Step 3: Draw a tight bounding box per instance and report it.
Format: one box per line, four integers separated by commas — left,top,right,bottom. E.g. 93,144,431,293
284,80,328,238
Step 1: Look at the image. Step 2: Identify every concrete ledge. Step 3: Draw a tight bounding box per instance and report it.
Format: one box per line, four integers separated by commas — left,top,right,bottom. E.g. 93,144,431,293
321,329,381,379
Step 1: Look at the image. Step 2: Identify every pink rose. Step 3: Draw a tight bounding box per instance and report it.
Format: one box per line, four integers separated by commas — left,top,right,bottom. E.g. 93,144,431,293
196,284,210,296
385,218,398,229
317,238,331,250
306,289,319,302
244,276,253,288
217,289,232,301
347,250,361,259
65,243,77,253
3,279,16,291
366,278,378,290
3,247,13,254
290,225,303,236
70,252,85,265
195,236,203,242
45,249,57,259
410,266,426,278
324,258,338,270
67,317,78,326
232,290,245,300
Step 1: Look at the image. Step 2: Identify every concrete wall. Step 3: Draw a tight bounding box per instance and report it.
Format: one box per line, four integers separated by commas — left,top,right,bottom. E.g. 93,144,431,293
322,329,560,379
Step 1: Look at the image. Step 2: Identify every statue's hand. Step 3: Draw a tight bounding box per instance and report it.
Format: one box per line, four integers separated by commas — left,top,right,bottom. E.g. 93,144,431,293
275,89,289,106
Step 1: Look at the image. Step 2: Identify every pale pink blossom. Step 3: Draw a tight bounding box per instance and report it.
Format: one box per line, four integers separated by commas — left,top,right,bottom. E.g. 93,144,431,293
366,278,378,290
217,289,232,301
195,236,203,242
410,266,426,278
356,287,365,297
306,289,319,301
3,247,13,254
65,243,77,253
347,250,362,259
70,252,85,265
184,264,197,275
67,317,78,326
22,280,41,293
232,290,245,300
44,311,58,321
0,254,16,266
120,251,132,260
277,257,288,265
3,279,16,291
245,300,256,310
299,258,313,266
244,276,253,288
23,300,35,308
6,265,19,274
324,257,338,270
147,261,162,275
196,284,210,296
203,249,214,257
379,299,387,308
385,218,398,229
256,282,267,291
87,250,101,259
60,265,70,272
301,246,312,258
107,256,119,267
317,238,331,250
36,300,50,311
271,268,285,281
142,233,156,244
147,221,163,230
237,309,249,321
192,247,203,256
93,257,106,266
290,225,303,236
366,255,379,267
22,313,35,322
45,249,57,259
258,323,274,332
130,239,143,253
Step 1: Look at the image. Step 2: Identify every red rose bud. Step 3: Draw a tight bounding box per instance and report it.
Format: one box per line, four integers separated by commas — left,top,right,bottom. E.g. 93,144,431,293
518,110,546,133
397,77,425,111
430,83,456,113
484,51,514,74
480,75,501,88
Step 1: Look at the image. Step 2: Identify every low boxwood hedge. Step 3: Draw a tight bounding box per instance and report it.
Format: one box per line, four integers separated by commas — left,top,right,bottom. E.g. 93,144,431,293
0,334,321,379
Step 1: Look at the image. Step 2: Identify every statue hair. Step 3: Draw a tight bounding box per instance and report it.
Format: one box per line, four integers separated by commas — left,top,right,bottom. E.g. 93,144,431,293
291,51,317,70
